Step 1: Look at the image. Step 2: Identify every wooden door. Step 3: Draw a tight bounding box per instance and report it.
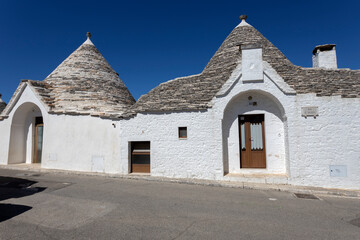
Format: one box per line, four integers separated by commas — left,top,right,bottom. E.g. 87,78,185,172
239,114,266,168
34,123,44,163
131,142,150,173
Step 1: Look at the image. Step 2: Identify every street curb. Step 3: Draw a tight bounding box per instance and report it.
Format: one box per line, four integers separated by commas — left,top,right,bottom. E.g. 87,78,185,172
1,165,359,198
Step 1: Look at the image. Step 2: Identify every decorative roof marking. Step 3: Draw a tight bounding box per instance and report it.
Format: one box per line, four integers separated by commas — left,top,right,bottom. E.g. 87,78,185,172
0,82,27,117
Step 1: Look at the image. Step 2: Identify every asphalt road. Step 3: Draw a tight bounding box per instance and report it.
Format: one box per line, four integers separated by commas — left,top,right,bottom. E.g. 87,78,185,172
0,169,359,240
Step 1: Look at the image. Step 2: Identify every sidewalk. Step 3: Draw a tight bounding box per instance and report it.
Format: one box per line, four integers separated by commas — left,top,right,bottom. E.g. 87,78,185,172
1,163,359,198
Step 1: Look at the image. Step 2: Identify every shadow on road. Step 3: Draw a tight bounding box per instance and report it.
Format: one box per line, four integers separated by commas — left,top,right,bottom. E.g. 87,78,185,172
0,176,46,222
0,204,32,222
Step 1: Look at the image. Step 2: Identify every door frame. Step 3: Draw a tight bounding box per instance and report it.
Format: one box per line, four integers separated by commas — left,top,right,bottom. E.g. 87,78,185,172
239,114,266,168
130,141,151,173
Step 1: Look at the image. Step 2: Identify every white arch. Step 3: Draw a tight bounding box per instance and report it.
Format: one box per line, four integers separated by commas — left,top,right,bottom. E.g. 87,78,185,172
8,102,44,164
222,90,288,175
222,89,286,120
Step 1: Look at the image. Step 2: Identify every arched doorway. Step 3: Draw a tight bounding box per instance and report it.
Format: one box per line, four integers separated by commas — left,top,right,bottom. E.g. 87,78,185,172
222,90,287,175
8,102,44,165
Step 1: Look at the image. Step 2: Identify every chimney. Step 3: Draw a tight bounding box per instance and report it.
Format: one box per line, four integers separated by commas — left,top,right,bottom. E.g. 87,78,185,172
312,44,337,69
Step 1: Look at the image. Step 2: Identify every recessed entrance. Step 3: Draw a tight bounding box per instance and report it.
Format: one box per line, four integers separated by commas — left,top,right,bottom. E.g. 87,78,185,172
239,114,266,168
131,142,150,173
8,102,44,165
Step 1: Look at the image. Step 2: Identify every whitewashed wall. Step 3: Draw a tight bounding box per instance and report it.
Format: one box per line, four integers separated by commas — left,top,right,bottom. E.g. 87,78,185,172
119,62,293,181
42,114,121,174
120,111,224,180
0,84,122,174
287,94,360,190
0,118,11,165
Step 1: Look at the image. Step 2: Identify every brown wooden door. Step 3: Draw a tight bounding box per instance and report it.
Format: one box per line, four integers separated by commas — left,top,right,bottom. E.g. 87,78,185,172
33,117,44,164
239,114,266,168
131,142,150,173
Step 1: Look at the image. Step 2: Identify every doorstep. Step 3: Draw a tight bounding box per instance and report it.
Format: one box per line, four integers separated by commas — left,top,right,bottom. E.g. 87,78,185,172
224,173,289,185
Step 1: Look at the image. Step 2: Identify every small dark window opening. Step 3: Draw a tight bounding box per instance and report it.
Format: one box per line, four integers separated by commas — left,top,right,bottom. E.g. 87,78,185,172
179,127,187,139
35,117,43,125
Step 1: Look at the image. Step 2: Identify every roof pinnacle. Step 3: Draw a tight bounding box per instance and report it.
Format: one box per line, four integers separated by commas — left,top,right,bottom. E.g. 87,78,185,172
86,32,91,39
239,15,247,21
238,14,251,27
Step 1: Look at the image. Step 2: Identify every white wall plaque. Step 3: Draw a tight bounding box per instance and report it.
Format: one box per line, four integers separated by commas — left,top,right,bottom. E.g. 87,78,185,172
241,45,263,82
301,106,319,117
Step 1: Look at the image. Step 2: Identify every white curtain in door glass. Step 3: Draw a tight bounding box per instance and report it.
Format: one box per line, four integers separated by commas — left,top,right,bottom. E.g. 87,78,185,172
240,123,246,150
250,123,263,150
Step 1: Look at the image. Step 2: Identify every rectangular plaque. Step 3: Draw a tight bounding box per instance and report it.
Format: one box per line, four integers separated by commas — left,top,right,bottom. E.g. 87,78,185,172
242,47,263,82
330,165,347,177
301,106,319,117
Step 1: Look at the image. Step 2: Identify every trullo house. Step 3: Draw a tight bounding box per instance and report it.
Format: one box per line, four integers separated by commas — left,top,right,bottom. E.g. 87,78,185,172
0,16,359,190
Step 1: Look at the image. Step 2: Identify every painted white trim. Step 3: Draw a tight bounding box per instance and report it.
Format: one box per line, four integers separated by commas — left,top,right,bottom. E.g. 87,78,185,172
2,82,49,117
263,62,296,94
236,21,252,28
84,38,94,45
2,83,27,116
215,61,296,99
216,63,242,97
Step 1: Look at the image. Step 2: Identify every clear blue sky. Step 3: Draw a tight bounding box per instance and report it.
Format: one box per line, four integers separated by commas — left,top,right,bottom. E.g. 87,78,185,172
1,0,359,103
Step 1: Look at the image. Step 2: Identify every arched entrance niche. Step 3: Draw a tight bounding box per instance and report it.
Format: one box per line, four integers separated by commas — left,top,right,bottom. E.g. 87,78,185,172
222,90,287,175
8,102,44,164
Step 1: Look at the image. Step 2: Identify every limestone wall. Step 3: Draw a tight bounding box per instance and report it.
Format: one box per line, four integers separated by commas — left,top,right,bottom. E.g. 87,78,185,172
120,110,224,180
288,94,360,190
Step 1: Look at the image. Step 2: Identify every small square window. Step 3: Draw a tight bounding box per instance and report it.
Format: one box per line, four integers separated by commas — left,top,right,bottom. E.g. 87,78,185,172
178,127,187,139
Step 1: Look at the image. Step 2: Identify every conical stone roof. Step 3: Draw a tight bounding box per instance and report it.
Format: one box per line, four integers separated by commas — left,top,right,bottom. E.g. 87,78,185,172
44,34,135,117
131,16,360,114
